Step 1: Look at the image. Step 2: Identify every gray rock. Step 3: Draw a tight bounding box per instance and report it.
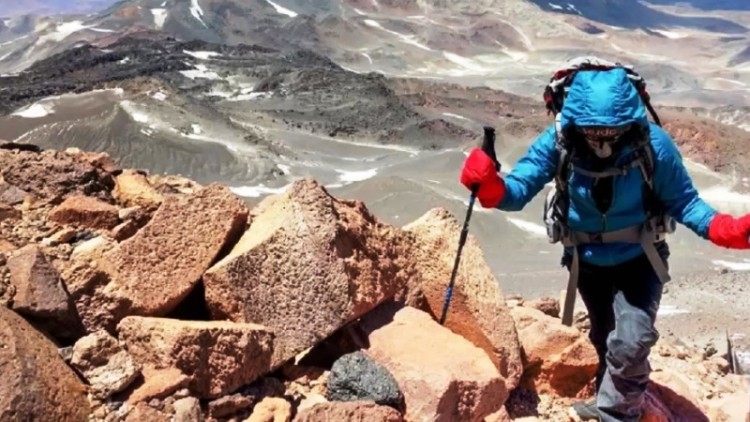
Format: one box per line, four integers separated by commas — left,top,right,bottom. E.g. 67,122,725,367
327,351,403,408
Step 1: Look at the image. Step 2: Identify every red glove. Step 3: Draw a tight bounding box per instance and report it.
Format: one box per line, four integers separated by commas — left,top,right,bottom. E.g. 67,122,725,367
460,148,506,208
708,213,750,249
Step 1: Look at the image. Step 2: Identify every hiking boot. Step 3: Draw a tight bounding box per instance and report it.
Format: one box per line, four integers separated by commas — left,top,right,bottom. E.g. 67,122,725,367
571,399,602,421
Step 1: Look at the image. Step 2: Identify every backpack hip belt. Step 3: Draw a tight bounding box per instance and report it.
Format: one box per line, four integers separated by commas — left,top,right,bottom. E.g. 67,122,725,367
559,217,673,326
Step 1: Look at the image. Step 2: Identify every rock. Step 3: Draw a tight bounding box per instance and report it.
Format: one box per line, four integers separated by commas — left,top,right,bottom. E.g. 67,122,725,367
110,219,141,241
204,179,412,369
113,170,164,210
49,195,120,230
0,149,114,204
403,208,523,391
642,381,711,421
0,182,29,205
149,174,202,195
525,297,560,318
245,397,292,422
41,227,77,246
705,388,750,422
173,397,204,422
117,316,274,399
70,330,141,399
127,366,191,404
65,149,121,173
0,238,16,253
483,407,511,422
208,393,254,419
6,245,81,339
510,306,597,397
296,393,329,415
65,184,249,332
0,306,90,421
293,401,404,422
357,303,506,422
328,351,403,408
0,203,20,221
124,402,171,422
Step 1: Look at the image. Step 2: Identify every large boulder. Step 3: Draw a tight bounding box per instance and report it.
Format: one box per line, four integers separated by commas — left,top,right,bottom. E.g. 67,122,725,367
0,306,90,421
204,179,413,368
403,208,523,391
0,148,114,204
117,316,274,399
64,183,248,332
6,244,82,339
357,303,506,422
294,401,404,422
510,306,597,397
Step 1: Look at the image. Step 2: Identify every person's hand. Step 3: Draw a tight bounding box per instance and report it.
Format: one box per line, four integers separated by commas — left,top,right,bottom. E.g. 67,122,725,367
460,148,506,208
708,213,750,249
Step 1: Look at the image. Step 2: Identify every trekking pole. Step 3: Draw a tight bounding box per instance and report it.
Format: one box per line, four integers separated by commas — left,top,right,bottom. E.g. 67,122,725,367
440,126,500,325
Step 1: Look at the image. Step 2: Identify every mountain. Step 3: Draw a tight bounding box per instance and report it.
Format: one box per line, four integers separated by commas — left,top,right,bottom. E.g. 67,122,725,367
2,0,750,109
0,0,121,18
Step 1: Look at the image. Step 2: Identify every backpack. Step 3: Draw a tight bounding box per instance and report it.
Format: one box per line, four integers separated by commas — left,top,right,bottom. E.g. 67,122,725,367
539,57,676,325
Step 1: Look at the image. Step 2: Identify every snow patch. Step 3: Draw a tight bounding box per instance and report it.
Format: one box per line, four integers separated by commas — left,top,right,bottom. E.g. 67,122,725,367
225,91,271,101
151,8,168,28
265,0,298,17
190,0,207,27
363,19,433,51
652,29,687,39
548,3,563,10
11,103,53,118
361,52,373,64
507,217,548,237
336,168,378,182
120,101,150,124
89,27,115,33
184,50,221,60
712,259,750,271
442,112,470,121
152,91,167,101
231,184,290,198
180,64,220,80
37,20,89,44
277,163,291,174
191,124,203,134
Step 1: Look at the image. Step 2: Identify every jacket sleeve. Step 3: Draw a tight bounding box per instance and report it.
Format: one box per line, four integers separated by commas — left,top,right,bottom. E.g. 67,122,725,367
651,126,717,238
497,125,559,211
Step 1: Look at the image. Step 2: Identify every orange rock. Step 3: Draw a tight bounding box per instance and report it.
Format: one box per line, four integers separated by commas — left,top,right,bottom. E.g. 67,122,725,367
65,183,248,332
117,316,273,399
126,366,190,405
403,208,523,391
510,306,597,397
0,306,90,421
293,401,404,422
358,303,506,422
642,381,710,422
245,397,292,422
49,195,120,230
113,170,163,209
204,179,412,368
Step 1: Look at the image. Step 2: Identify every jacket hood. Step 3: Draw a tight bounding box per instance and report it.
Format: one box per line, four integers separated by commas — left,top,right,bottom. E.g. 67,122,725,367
560,67,649,129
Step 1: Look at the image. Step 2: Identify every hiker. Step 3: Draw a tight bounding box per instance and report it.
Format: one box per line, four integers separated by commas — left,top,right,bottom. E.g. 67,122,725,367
459,57,750,421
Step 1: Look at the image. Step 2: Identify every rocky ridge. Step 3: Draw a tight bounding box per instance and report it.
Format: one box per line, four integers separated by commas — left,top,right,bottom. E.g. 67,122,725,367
0,143,747,421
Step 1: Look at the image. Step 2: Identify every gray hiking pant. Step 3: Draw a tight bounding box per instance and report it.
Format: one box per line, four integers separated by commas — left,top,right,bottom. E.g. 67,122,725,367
566,245,667,422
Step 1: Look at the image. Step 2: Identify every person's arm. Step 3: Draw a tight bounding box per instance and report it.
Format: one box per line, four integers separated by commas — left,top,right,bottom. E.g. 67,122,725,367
651,125,717,238
497,125,559,211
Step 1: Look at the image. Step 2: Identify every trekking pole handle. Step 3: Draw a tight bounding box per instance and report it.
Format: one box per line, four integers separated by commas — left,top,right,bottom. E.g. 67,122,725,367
481,126,501,173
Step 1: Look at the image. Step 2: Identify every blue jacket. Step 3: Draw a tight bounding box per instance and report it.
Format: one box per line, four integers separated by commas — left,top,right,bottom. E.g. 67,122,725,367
497,68,717,266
